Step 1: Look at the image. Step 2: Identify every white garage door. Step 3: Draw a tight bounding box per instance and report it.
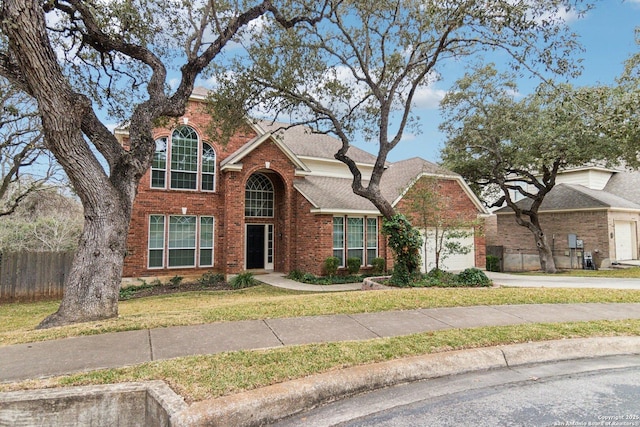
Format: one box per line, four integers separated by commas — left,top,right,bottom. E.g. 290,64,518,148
419,228,476,273
614,221,635,261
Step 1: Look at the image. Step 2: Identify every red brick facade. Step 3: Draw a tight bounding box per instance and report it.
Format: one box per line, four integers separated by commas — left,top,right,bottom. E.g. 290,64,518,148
122,97,486,280
395,177,486,269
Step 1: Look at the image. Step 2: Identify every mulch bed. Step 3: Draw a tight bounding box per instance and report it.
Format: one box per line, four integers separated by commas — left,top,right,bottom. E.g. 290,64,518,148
119,281,234,300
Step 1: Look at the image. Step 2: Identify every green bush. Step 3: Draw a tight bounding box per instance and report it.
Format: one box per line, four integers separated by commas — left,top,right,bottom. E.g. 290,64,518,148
302,272,317,283
286,269,305,281
371,257,385,274
381,214,422,275
347,257,361,275
486,255,501,272
229,272,258,289
198,272,225,286
390,263,414,287
426,268,457,286
323,256,340,277
169,275,183,286
456,268,492,287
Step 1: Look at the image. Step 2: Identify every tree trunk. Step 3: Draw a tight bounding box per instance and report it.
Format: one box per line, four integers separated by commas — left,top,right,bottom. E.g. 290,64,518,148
532,227,557,274
0,0,139,328
37,192,132,328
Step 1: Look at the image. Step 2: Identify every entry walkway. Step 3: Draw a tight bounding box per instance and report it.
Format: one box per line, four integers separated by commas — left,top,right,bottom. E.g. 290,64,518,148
2,302,640,383
258,272,640,291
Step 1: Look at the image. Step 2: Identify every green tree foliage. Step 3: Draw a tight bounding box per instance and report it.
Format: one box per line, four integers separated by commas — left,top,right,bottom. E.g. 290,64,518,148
404,175,477,272
440,65,619,273
207,0,591,278
382,214,422,286
0,0,328,328
208,0,590,219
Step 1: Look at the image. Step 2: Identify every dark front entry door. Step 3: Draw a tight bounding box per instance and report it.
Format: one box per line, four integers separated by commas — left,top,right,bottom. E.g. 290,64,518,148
246,225,265,269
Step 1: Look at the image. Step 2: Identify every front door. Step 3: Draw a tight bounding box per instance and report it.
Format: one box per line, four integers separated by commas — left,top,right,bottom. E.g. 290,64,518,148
246,225,265,269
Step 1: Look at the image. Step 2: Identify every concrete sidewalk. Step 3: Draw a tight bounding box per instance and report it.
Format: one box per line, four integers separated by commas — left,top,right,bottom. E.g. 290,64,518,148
2,302,640,383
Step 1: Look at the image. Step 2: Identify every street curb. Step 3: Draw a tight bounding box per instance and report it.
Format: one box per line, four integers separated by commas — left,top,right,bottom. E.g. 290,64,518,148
172,336,640,427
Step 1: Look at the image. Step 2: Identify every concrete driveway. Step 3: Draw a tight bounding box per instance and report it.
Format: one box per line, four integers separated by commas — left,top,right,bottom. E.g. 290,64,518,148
485,271,640,290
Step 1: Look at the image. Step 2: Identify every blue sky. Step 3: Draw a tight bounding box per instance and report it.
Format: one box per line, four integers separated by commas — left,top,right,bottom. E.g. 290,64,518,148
373,0,640,163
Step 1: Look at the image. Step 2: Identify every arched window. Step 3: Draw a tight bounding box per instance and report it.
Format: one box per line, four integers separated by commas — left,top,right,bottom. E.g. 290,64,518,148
170,126,199,190
151,137,167,188
201,142,216,191
245,173,274,217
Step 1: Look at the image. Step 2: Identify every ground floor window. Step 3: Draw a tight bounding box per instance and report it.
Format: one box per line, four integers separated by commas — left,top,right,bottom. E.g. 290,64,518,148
333,215,378,267
148,214,214,269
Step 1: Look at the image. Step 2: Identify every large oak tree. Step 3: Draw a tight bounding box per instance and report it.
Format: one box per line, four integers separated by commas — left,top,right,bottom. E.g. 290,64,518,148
208,0,592,275
440,65,619,273
0,0,326,328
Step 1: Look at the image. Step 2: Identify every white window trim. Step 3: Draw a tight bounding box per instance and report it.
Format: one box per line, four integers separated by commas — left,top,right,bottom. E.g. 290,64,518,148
149,214,215,269
199,216,215,267
333,215,379,268
200,142,216,193
168,215,197,268
148,214,166,269
333,216,345,267
151,137,168,190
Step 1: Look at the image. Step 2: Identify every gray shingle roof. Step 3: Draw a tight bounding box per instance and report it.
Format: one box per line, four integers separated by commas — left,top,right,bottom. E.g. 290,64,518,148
603,170,640,205
254,120,379,164
294,176,378,212
380,157,458,203
497,183,640,213
293,157,462,212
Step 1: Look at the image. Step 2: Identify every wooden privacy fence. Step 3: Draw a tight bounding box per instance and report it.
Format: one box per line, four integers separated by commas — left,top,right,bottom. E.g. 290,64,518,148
0,251,74,302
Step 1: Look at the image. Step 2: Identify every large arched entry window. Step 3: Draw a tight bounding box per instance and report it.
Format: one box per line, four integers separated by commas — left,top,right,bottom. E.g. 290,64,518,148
245,173,274,217
245,173,275,270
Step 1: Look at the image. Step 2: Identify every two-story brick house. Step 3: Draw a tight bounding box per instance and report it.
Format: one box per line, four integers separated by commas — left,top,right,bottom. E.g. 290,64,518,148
119,88,487,280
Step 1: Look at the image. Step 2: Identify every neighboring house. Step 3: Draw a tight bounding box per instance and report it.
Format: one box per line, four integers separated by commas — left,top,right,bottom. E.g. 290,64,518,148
493,166,640,271
119,88,487,280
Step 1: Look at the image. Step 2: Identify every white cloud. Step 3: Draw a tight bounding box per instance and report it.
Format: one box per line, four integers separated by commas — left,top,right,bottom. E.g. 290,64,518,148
412,86,447,109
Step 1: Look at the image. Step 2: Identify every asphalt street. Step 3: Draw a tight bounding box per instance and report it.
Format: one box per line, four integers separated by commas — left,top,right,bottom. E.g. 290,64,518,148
272,355,640,427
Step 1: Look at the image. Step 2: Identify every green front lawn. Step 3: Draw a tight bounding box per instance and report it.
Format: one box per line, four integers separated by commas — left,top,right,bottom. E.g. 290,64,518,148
2,319,639,402
2,285,640,346
1,282,640,403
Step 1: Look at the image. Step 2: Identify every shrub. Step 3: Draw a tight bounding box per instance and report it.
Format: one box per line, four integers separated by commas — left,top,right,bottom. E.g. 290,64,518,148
169,275,183,287
302,272,317,283
486,255,501,272
381,214,422,275
323,256,340,277
198,272,225,286
371,257,385,274
286,269,305,281
347,257,361,275
456,268,492,287
229,272,258,289
390,263,413,287
426,268,457,286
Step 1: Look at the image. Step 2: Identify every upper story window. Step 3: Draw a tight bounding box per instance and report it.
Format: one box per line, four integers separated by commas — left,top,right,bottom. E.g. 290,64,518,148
245,173,274,217
151,137,167,189
151,125,216,192
170,126,199,190
201,143,216,191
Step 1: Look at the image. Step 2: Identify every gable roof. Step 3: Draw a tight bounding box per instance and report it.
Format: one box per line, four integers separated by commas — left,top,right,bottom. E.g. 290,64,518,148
496,183,640,214
294,156,487,215
254,120,379,165
220,129,311,174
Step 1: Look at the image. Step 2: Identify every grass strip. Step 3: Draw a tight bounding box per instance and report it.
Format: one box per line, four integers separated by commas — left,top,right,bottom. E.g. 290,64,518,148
2,286,640,346
2,319,638,402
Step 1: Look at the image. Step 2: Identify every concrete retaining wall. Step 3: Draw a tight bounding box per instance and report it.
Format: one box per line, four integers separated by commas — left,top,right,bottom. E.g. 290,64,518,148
0,381,186,427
